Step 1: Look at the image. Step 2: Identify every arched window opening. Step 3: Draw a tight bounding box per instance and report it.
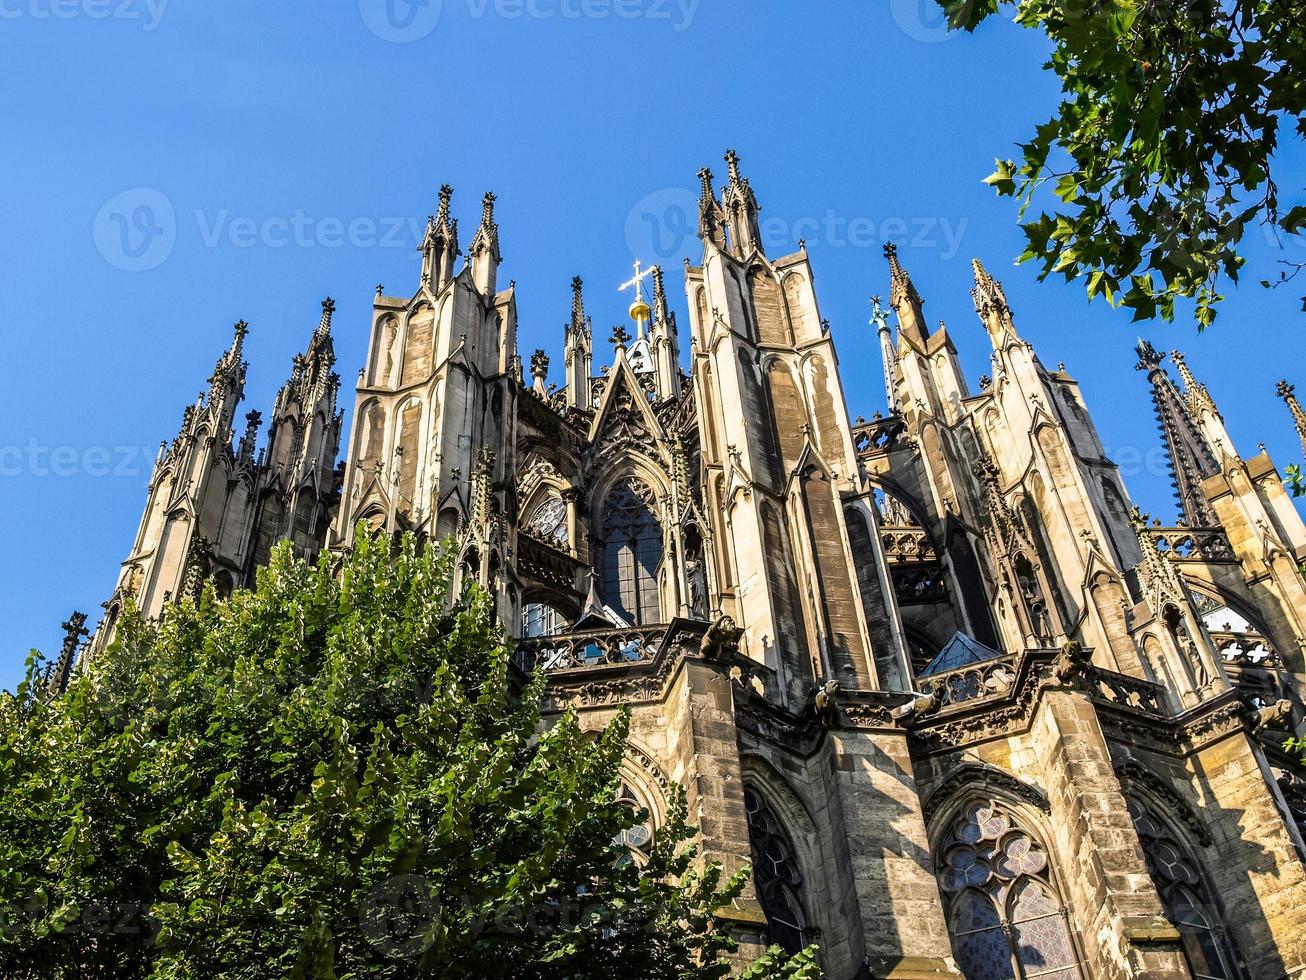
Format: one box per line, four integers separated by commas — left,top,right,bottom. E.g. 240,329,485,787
938,799,1082,980
613,782,654,868
1127,799,1237,980
523,491,569,549
743,788,808,957
600,477,662,625
1014,556,1053,644
522,601,566,639
292,493,316,539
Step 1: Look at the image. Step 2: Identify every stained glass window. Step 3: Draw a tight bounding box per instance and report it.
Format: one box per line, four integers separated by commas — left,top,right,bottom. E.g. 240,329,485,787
601,477,662,625
743,787,808,956
1126,798,1235,980
524,492,569,549
938,800,1081,980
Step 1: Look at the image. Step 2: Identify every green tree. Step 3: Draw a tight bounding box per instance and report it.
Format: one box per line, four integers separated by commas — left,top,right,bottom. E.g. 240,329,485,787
938,0,1306,327
0,530,819,979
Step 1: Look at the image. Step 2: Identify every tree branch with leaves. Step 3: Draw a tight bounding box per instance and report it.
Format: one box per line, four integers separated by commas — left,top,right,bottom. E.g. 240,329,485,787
940,0,1306,327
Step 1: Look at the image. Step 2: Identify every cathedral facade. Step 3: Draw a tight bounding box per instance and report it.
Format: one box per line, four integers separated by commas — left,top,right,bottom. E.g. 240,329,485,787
78,154,1306,979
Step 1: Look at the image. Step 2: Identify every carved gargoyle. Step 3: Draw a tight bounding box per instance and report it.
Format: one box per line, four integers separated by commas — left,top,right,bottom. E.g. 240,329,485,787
813,679,841,728
1253,698,1294,732
1053,640,1094,687
890,690,939,721
700,614,742,660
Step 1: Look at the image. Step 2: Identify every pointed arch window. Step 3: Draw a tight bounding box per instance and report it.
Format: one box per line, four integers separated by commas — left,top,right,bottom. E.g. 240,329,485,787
524,491,569,549
613,782,655,868
939,800,1082,980
600,477,662,625
743,788,809,956
1127,799,1238,980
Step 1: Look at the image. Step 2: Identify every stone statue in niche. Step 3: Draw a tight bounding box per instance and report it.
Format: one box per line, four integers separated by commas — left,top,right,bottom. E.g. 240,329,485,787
686,555,708,619
381,317,398,382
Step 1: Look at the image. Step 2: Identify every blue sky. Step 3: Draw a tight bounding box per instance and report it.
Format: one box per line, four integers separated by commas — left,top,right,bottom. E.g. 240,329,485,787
2,0,1303,688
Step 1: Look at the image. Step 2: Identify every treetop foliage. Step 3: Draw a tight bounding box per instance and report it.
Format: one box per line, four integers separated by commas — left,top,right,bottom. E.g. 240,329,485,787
0,529,819,979
939,0,1306,327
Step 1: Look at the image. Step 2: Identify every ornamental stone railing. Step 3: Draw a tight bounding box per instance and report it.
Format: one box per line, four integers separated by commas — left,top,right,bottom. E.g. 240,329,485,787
515,623,690,674
1211,630,1283,669
1145,526,1235,562
918,654,1021,710
1089,667,1165,714
852,415,907,457
881,526,938,564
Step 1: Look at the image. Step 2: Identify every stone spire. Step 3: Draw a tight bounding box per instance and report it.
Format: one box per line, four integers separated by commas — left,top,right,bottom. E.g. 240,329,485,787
720,149,763,258
971,257,1016,346
650,264,682,400
317,296,335,337
1279,380,1306,456
871,295,896,412
469,192,501,295
697,165,727,251
1136,341,1219,527
1171,349,1219,418
420,184,460,289
46,611,89,697
565,276,593,410
883,243,928,346
469,191,501,261
204,320,250,436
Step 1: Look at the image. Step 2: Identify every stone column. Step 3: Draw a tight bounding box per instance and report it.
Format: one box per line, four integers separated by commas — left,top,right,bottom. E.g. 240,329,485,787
829,722,959,978
663,658,768,963
1032,687,1191,979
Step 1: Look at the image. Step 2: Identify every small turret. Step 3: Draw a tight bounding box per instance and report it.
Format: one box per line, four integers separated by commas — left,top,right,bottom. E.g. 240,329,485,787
469,192,501,296
971,258,1016,347
420,185,459,291
650,264,682,401
721,149,763,259
565,276,592,410
697,166,727,251
884,244,929,347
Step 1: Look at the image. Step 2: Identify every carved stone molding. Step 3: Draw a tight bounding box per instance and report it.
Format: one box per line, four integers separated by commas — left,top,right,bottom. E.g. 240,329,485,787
625,742,674,802
740,754,817,835
1114,760,1213,847
922,762,1051,825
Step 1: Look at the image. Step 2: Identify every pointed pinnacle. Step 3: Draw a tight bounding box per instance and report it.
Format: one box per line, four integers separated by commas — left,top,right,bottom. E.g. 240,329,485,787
724,149,742,183
318,297,335,334
698,167,715,202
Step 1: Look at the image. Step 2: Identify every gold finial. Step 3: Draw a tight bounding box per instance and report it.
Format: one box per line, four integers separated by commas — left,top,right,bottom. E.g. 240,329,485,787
619,258,655,332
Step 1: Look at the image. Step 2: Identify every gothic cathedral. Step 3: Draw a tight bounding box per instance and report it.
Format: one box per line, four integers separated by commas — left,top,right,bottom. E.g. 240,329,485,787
73,153,1306,979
